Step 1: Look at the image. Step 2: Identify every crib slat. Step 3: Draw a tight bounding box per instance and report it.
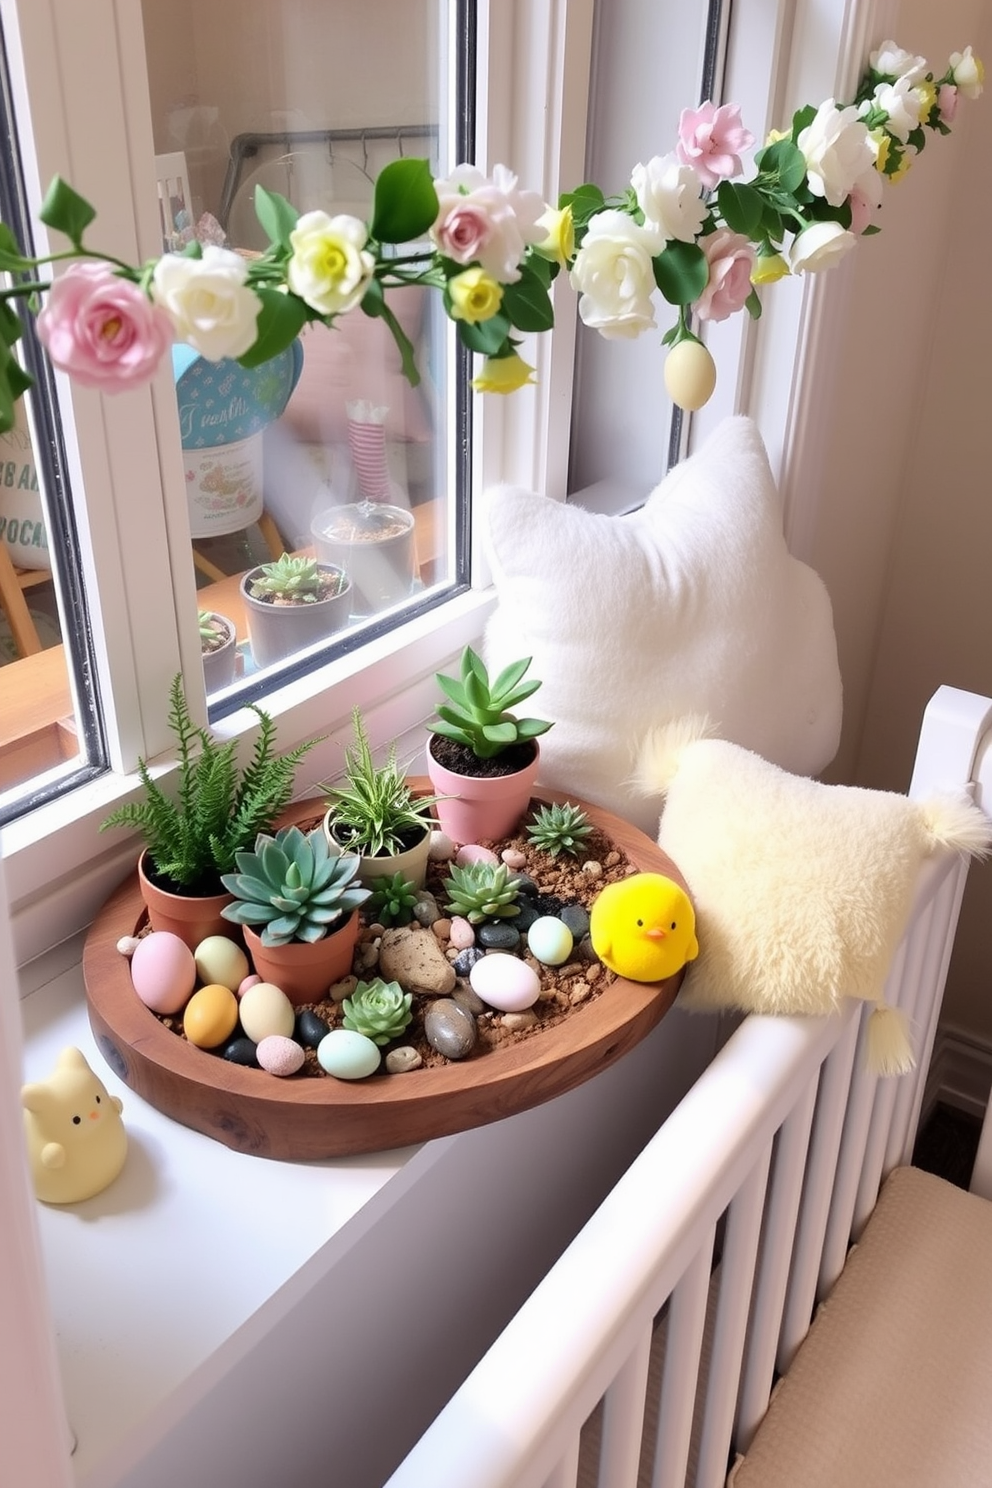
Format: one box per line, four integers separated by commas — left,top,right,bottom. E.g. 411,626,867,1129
543,1438,580,1488
695,1145,772,1488
736,1075,819,1451
777,1004,859,1372
651,1229,716,1488
597,1326,653,1488
817,1011,879,1296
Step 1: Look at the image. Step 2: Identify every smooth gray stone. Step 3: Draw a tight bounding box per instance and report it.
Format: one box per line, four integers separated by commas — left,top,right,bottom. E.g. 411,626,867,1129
424,999,477,1060
477,922,521,952
559,904,590,940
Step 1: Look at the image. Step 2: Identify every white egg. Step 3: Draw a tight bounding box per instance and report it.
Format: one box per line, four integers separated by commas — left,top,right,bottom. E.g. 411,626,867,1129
469,952,541,1012
239,981,296,1043
317,1029,381,1080
194,935,249,991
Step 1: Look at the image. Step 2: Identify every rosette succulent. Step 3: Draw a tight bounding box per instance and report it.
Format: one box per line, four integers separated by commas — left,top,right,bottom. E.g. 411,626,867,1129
443,860,521,924
220,824,371,946
342,978,414,1045
432,647,552,761
247,553,344,604
526,801,594,858
367,872,420,928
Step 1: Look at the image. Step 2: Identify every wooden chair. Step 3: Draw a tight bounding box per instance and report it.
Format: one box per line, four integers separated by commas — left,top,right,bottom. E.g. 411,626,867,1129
0,542,48,658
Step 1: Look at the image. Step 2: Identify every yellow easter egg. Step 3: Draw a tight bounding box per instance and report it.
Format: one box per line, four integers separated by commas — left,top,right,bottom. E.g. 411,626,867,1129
663,339,717,412
194,935,250,992
183,983,239,1049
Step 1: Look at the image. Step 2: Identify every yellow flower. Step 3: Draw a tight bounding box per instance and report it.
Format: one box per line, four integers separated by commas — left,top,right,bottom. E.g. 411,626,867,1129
471,352,537,394
915,79,937,120
869,129,891,173
533,205,575,268
888,151,913,183
447,267,504,324
765,128,789,146
750,252,790,285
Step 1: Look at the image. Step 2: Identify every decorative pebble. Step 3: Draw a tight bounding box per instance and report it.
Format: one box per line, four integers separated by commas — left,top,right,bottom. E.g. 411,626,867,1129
355,942,380,973
477,922,521,952
329,975,358,1002
570,983,593,1006
424,999,477,1059
237,973,262,998
508,873,539,898
455,843,499,866
431,917,452,941
448,916,476,950
116,935,140,957
385,1046,423,1074
559,904,590,940
452,984,485,1017
501,848,527,869
429,830,456,861
183,983,239,1048
379,926,456,995
317,1029,381,1080
194,935,249,992
585,963,604,983
130,931,197,1015
469,953,541,1012
239,981,296,1043
511,902,540,932
294,1008,331,1048
414,895,442,927
221,1036,259,1068
526,916,574,967
582,860,604,878
501,1009,538,1032
256,1035,306,1077
452,946,486,977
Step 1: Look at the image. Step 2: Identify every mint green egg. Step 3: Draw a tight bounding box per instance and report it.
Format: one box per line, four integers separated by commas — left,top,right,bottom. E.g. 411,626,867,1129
317,1028,381,1080
526,915,574,967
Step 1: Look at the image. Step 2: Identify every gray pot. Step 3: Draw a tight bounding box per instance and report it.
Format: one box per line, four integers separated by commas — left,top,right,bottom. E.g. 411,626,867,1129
240,563,352,670
199,611,238,692
311,503,417,618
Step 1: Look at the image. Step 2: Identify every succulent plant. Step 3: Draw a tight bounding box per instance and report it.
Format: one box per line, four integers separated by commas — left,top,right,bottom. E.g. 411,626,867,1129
325,707,447,857
431,647,552,761
526,801,594,858
220,824,371,947
342,978,414,1045
367,871,420,927
247,553,346,604
443,860,521,924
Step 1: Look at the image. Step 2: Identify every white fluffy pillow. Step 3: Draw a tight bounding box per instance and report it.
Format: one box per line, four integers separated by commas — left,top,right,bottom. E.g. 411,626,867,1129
482,416,842,834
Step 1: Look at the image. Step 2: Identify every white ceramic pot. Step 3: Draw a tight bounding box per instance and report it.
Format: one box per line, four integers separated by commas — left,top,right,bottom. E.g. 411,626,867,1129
240,564,351,671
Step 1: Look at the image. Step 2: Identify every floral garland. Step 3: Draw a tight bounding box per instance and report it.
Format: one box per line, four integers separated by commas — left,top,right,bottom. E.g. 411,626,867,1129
0,38,982,431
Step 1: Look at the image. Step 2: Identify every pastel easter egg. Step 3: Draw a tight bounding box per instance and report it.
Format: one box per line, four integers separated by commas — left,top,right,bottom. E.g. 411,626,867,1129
256,1035,306,1077
130,931,197,1015
194,936,249,992
183,984,239,1049
316,1029,381,1080
526,916,574,967
239,981,296,1043
238,973,262,998
469,952,541,1012
455,844,499,867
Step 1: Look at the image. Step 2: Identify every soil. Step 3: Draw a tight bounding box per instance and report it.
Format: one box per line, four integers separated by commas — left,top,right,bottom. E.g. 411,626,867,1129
429,733,539,780
248,566,348,605
324,508,412,543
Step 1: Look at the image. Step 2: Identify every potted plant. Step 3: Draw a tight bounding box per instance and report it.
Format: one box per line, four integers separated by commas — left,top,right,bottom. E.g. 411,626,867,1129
426,647,553,843
323,707,446,890
220,823,371,1005
240,553,352,671
100,673,319,948
311,502,418,619
198,609,238,692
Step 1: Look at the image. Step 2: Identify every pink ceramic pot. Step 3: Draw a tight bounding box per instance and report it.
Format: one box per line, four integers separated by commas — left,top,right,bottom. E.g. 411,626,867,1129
243,911,360,1006
425,738,540,844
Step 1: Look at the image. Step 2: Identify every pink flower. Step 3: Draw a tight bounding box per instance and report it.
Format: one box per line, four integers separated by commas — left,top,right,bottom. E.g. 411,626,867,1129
432,164,546,283
37,262,173,391
938,83,959,124
676,102,755,190
694,230,755,322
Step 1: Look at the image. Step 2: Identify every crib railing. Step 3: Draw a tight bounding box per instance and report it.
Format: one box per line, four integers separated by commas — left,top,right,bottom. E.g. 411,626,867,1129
386,685,992,1488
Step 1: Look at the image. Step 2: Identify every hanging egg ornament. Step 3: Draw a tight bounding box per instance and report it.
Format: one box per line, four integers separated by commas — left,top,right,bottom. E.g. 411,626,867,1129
663,339,717,412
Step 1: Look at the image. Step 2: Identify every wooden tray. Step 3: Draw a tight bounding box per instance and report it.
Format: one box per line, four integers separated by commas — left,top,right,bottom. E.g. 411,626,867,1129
82,790,687,1161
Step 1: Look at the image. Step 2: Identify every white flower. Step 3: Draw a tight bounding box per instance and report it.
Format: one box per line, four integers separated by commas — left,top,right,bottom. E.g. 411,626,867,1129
151,246,261,361
569,210,661,339
869,77,922,142
789,221,856,274
798,101,875,207
848,162,885,233
432,163,546,283
287,212,375,316
631,152,707,244
870,40,927,85
949,47,984,101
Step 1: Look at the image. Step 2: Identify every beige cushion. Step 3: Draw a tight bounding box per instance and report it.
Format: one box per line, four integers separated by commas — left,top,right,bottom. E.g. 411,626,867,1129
729,1166,992,1488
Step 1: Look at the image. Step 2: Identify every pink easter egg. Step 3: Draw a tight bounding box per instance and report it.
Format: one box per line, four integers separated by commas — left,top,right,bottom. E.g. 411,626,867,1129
469,952,541,1012
256,1035,306,1077
455,844,499,867
130,931,197,1015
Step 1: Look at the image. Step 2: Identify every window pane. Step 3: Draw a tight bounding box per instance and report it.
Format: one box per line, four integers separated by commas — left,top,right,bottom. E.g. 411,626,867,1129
140,0,468,705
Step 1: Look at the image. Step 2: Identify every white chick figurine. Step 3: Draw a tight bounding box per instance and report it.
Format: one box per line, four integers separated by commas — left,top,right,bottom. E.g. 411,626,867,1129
22,1047,127,1204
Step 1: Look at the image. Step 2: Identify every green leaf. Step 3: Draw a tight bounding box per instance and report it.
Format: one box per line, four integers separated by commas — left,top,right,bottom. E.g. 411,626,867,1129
254,186,299,247
790,103,817,140
745,287,762,320
457,311,511,355
716,181,765,238
0,299,23,346
761,204,784,242
501,263,555,333
236,287,308,369
39,176,96,246
490,657,532,698
754,139,808,195
559,183,606,225
0,223,30,273
362,281,420,386
907,127,926,154
370,158,438,245
652,239,708,306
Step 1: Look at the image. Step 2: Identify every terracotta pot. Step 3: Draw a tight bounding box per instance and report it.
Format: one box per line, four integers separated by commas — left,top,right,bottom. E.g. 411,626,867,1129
243,911,360,1006
322,812,431,890
137,852,236,951
240,563,352,671
426,738,541,844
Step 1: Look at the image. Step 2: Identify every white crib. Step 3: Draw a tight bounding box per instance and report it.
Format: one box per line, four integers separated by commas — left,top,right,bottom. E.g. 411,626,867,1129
386,684,992,1488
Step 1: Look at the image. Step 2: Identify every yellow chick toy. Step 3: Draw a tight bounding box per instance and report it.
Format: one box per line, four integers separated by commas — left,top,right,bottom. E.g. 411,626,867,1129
22,1047,127,1204
590,872,699,983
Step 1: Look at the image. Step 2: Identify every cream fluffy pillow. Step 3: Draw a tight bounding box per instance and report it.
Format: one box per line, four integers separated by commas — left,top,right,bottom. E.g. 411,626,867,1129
642,721,992,1074
482,416,842,835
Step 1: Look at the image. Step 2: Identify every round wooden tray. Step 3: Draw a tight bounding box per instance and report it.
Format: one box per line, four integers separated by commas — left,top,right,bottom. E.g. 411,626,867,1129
83,790,687,1161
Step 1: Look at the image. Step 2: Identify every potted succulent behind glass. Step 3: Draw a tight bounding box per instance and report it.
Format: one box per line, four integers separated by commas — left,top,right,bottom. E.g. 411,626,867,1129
198,609,238,692
322,707,447,890
311,502,418,619
100,674,319,948
426,647,553,843
240,552,352,671
220,823,371,1005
